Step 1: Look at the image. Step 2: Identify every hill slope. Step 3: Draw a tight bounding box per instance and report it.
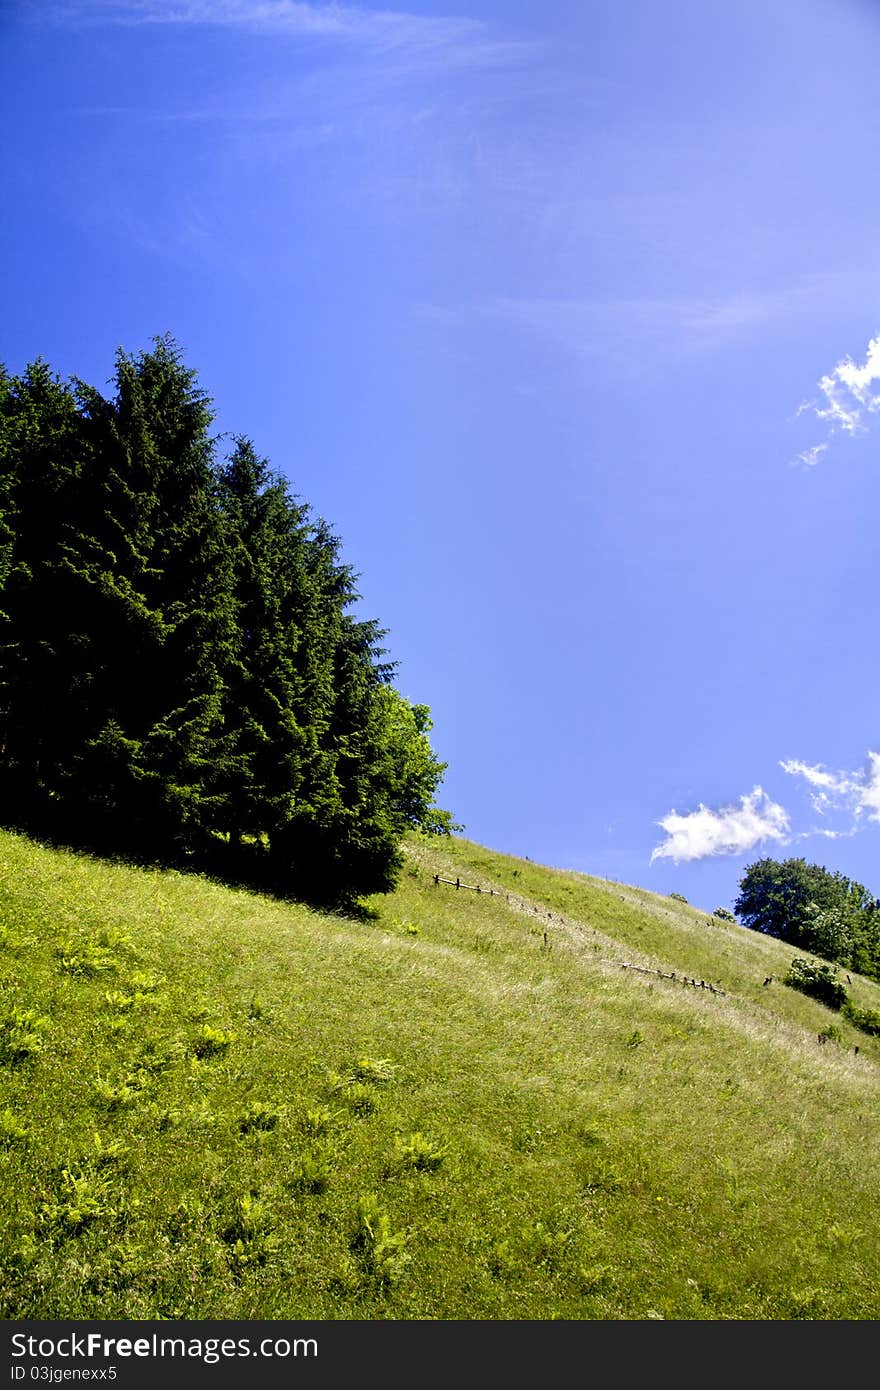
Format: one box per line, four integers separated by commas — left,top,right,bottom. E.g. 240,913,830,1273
1,829,879,1320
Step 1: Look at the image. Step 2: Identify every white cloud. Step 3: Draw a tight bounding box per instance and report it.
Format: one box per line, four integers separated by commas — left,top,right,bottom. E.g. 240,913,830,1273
796,332,880,462
781,751,880,826
650,787,790,865
654,752,880,869
794,443,827,468
778,758,853,793
859,752,880,822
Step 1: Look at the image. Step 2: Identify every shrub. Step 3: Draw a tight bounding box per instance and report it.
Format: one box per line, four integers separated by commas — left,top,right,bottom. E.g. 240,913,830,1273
818,1024,842,1044
712,907,735,922
784,958,848,1010
841,999,880,1037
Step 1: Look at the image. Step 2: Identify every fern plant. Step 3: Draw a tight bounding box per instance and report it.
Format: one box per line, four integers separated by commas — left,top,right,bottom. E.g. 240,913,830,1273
353,1194,410,1286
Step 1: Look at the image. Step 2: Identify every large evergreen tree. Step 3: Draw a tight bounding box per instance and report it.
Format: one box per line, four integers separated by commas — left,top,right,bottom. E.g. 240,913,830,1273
0,337,452,902
0,358,91,829
65,337,237,853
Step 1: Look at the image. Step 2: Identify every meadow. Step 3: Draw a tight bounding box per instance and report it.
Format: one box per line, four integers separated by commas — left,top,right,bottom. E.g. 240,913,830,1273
1,828,879,1320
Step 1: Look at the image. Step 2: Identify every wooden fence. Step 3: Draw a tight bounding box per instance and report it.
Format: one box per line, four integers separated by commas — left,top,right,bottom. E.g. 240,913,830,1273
431,872,726,996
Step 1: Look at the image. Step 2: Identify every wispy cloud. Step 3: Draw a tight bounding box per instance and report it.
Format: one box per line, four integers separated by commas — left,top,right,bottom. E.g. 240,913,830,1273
781,752,880,826
420,290,780,374
39,0,533,274
650,787,790,865
46,0,524,67
795,443,827,468
794,333,880,464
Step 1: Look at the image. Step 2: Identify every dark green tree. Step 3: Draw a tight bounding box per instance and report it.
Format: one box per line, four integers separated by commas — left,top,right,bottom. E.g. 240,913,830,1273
0,337,454,902
64,337,237,854
0,359,90,828
0,339,236,853
211,437,312,854
734,857,880,983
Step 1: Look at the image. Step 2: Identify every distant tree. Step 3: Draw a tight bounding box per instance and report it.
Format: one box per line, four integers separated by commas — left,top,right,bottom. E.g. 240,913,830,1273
712,907,735,922
735,859,829,941
734,857,880,984
798,902,853,963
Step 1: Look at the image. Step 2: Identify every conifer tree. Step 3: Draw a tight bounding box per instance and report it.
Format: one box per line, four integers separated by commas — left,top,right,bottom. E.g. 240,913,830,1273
0,337,453,901
66,336,236,852
0,360,88,828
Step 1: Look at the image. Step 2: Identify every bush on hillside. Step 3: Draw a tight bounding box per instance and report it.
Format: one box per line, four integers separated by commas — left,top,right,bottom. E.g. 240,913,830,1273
783,958,848,1011
841,999,880,1037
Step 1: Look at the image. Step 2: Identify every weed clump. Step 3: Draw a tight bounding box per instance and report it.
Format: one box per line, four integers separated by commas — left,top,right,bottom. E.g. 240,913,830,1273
57,943,119,978
238,1103,280,1136
344,1083,379,1116
391,1131,447,1172
38,1161,123,1241
352,1194,409,1285
329,1054,397,1116
291,1149,334,1194
0,1106,29,1147
0,1008,50,1065
220,1194,278,1272
191,1025,234,1058
349,1055,397,1085
301,1106,334,1136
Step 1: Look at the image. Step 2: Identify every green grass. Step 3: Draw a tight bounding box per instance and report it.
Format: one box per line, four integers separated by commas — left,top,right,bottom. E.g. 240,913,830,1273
1,827,879,1320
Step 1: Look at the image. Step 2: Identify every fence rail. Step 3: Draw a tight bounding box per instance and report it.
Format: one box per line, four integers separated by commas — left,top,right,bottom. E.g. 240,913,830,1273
431,871,726,996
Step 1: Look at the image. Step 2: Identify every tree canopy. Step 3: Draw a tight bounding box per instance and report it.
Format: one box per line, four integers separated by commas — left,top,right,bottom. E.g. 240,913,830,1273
0,337,454,903
734,856,880,983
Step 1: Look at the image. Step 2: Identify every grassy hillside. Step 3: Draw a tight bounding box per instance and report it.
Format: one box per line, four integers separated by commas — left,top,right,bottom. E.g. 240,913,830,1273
1,828,879,1320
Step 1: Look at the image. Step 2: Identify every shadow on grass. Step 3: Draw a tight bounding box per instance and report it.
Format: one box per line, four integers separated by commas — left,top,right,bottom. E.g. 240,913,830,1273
0,809,386,922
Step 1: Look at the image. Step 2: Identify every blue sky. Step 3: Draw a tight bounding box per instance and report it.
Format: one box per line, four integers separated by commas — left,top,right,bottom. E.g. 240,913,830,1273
3,0,880,912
